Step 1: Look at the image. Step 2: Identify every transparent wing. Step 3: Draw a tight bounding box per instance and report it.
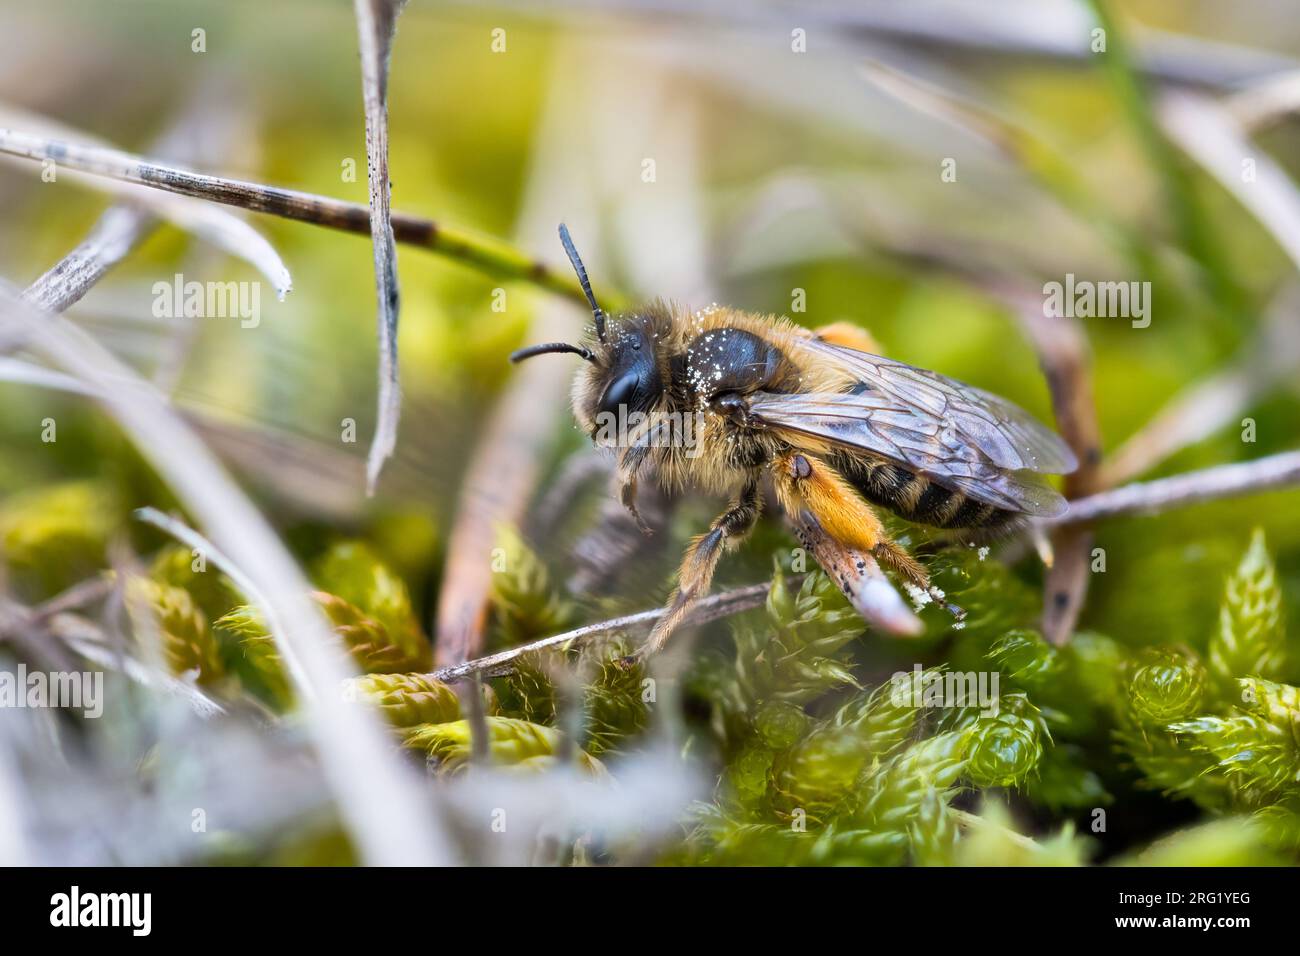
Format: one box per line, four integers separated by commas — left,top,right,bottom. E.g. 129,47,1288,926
791,339,1078,474
746,392,1068,516
745,341,1076,517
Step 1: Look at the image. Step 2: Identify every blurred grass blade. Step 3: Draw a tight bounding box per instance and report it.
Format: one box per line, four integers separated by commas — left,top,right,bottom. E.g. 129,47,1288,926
0,356,96,395
858,60,1154,273
468,0,1299,88
354,0,406,495
0,287,452,866
1226,70,1300,132
1101,289,1300,487
134,507,312,693
10,85,253,353
0,111,291,299
0,728,28,864
996,287,1103,645
1084,0,1244,318
21,204,153,316
1160,89,1300,272
859,60,1074,184
41,611,228,718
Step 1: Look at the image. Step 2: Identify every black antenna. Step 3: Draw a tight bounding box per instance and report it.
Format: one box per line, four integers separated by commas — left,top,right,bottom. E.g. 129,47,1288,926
558,223,605,342
510,342,595,364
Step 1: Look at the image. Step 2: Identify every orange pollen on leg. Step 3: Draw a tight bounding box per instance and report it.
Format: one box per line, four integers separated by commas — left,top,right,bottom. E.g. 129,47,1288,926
774,452,884,553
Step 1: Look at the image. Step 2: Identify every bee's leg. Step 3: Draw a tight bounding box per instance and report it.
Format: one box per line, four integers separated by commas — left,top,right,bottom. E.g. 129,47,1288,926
874,538,964,619
641,479,762,655
771,451,887,553
810,322,880,353
620,476,653,536
771,451,958,612
870,537,931,592
615,445,655,536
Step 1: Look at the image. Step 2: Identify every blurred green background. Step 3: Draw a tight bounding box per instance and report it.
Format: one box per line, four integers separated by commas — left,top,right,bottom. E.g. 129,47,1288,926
3,0,1300,865
4,0,1299,632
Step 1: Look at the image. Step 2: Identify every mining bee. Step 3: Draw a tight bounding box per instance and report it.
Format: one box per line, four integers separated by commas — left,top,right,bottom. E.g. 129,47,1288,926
511,225,1077,655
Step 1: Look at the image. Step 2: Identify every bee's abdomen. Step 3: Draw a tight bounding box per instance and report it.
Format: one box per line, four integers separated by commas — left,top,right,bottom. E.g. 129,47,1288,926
832,455,1017,531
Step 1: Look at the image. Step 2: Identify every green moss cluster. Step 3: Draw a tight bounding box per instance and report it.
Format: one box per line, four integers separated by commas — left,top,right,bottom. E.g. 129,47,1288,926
679,567,1074,865
4,489,1298,865
1108,531,1300,844
677,529,1300,865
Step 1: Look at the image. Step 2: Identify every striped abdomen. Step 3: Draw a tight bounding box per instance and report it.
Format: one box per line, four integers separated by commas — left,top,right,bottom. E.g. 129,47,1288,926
830,453,1018,532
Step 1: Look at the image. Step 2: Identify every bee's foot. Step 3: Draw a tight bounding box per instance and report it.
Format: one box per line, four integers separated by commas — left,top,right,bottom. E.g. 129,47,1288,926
627,507,654,536
935,592,965,621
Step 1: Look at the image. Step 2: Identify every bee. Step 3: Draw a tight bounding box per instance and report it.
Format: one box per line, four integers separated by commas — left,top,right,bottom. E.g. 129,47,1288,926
511,224,1077,655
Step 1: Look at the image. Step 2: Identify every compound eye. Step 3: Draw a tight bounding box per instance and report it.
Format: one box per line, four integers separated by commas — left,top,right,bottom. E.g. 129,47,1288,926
599,372,640,415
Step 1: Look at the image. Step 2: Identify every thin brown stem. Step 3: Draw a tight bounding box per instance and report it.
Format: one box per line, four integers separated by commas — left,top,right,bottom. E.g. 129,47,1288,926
0,127,614,309
1048,450,1300,525
429,581,773,683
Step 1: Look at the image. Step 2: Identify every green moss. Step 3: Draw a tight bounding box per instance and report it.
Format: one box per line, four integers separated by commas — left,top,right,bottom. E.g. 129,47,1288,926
1208,529,1286,694
312,541,431,669
402,717,605,776
0,481,118,598
125,577,226,685
488,524,576,649
344,672,460,728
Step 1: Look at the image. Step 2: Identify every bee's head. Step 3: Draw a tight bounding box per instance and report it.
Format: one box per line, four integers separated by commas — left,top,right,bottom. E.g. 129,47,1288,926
509,225,667,438
573,313,665,435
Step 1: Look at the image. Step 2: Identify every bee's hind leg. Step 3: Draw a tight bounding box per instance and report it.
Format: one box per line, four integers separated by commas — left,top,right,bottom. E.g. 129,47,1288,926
870,537,930,591
640,479,762,656
771,452,964,621
873,537,965,620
